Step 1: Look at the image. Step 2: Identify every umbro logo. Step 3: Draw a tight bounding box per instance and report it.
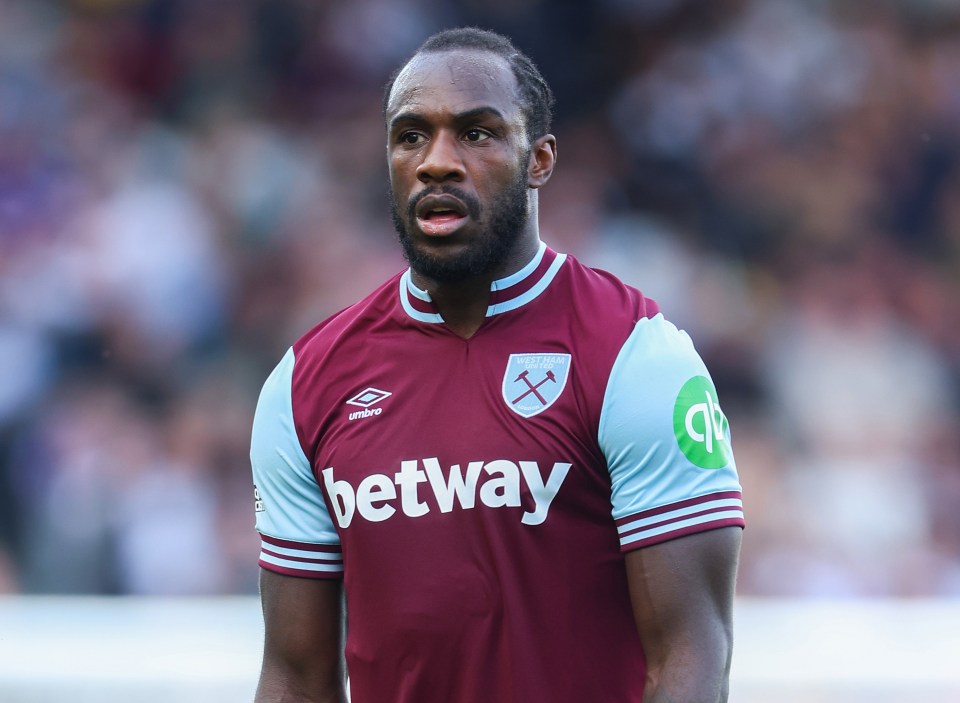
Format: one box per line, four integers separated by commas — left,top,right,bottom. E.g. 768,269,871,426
346,387,391,421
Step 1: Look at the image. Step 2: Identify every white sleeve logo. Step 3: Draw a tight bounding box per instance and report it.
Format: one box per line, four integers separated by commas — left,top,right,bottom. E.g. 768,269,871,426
672,376,733,469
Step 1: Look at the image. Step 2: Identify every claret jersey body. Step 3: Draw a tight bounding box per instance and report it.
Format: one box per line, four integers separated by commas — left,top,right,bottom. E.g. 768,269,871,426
251,243,744,703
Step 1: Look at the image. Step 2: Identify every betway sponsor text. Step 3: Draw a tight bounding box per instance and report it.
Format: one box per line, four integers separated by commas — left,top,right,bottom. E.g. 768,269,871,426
322,458,572,527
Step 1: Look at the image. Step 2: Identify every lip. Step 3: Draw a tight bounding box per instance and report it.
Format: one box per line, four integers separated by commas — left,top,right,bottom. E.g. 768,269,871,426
415,193,468,218
414,193,470,237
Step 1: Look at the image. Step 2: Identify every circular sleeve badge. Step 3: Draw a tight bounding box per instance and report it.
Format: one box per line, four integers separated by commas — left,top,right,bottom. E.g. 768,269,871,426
672,376,733,469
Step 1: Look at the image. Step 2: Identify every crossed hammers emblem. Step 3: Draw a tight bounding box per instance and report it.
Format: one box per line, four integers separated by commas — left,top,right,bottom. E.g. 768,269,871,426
512,369,557,406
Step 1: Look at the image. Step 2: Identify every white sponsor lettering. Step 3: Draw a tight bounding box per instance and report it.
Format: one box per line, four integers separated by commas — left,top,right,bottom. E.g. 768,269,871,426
423,458,482,512
519,460,571,525
322,458,572,528
324,468,356,527
479,459,522,509
356,473,396,522
396,460,429,517
348,407,383,421
684,391,727,454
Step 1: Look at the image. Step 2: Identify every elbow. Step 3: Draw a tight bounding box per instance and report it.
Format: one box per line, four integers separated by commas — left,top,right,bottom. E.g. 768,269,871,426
643,629,733,702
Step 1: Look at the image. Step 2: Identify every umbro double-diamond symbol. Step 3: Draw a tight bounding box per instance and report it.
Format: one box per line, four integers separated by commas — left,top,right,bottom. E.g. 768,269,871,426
346,387,392,421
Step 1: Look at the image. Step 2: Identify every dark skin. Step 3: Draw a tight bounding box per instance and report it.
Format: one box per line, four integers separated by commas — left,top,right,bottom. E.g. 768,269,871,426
628,527,741,702
256,572,346,703
386,50,554,338
255,47,742,702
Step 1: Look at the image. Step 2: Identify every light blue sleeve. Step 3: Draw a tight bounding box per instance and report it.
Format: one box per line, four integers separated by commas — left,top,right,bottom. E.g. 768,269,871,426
598,314,744,551
251,348,342,576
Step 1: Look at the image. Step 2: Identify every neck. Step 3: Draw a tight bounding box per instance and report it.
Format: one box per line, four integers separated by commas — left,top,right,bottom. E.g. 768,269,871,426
423,277,493,339
410,228,541,340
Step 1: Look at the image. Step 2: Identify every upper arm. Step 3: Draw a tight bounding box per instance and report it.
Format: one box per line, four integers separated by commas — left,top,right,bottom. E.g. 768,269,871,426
625,527,741,699
598,314,744,699
251,348,347,701
257,569,347,703
599,314,744,551
251,347,344,578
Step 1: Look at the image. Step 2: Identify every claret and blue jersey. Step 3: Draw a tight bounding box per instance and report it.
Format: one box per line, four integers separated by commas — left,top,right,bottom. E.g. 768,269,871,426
250,242,744,703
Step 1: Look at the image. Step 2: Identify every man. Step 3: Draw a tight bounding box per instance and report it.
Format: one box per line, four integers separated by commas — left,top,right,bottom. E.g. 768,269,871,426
251,27,743,703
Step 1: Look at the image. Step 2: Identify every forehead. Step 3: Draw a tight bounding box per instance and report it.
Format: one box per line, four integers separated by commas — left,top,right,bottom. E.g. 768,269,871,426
387,49,523,125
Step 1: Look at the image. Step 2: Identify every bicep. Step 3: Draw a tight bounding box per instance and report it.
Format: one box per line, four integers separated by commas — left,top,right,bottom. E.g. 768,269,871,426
256,569,346,703
625,527,741,698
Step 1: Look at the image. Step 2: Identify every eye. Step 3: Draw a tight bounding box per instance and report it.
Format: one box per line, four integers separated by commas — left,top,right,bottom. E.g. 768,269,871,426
463,128,491,143
398,131,424,145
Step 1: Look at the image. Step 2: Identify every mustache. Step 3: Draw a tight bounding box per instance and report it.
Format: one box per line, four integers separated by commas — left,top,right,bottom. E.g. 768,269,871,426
407,186,482,222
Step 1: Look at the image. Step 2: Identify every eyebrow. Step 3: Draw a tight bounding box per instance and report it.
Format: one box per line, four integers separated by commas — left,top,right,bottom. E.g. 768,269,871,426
389,106,506,131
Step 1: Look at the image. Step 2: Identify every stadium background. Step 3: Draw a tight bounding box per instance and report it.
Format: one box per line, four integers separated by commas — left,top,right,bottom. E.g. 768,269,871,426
0,0,959,699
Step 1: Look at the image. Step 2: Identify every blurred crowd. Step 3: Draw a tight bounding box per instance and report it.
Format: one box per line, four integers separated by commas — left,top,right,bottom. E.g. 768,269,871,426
1,0,958,597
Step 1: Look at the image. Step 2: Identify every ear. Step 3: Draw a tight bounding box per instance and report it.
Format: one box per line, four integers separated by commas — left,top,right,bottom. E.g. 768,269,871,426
527,134,557,189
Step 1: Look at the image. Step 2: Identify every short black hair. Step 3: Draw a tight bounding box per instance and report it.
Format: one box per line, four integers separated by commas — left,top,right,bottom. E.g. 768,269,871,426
383,27,555,143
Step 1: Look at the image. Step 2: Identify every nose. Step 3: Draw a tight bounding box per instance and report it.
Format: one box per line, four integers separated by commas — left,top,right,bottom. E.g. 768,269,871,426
416,130,465,184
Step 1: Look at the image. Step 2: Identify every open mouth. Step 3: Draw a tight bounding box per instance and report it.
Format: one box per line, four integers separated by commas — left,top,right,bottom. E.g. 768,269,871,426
415,194,470,236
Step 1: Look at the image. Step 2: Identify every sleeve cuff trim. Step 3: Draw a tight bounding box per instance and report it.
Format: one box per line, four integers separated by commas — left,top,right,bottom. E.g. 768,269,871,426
259,551,344,574
620,515,745,551
259,560,344,579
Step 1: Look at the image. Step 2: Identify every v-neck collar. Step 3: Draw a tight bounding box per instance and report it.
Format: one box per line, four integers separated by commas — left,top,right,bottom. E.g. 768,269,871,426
398,242,567,324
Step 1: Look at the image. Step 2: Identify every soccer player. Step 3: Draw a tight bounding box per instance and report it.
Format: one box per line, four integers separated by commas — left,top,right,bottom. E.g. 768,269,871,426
251,27,743,703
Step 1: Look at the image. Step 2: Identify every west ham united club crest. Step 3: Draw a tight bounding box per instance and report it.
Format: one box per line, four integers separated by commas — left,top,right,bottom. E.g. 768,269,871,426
502,353,572,418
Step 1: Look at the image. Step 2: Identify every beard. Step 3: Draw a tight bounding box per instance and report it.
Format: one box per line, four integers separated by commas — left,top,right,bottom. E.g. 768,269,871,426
390,165,531,283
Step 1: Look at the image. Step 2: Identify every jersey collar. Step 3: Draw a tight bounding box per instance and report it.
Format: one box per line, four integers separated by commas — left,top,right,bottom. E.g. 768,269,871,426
398,242,567,324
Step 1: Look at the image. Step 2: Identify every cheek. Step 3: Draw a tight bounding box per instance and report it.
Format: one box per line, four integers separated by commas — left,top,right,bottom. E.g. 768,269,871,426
388,166,413,203
389,152,417,183
481,161,526,197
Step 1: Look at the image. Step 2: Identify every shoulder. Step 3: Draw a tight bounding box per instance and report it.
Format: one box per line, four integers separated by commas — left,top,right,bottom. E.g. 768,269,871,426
601,313,715,429
292,271,404,367
614,313,703,367
542,254,661,367
559,253,661,324
599,313,744,548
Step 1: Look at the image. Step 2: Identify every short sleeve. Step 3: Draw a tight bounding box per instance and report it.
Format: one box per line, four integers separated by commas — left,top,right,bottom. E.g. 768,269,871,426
598,314,744,552
251,347,343,578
